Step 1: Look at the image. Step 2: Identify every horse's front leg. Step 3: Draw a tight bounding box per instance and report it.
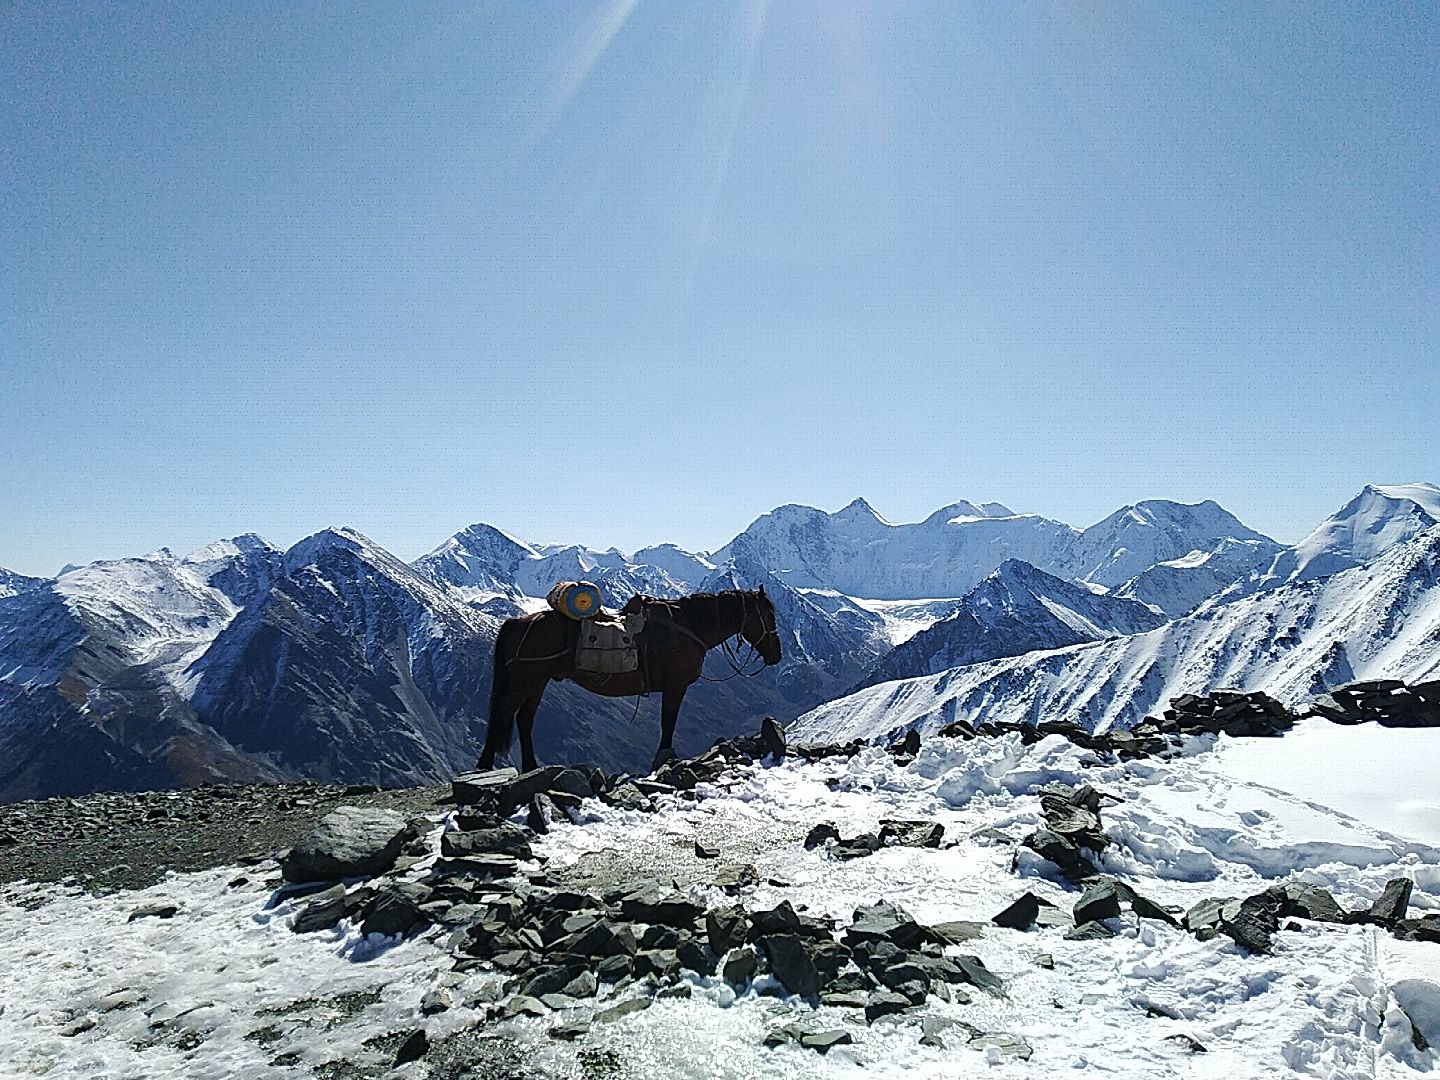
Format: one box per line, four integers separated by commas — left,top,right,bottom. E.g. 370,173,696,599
516,692,544,773
652,685,687,772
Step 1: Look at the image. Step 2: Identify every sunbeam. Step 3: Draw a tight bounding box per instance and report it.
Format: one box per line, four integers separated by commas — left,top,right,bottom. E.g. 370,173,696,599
533,0,642,137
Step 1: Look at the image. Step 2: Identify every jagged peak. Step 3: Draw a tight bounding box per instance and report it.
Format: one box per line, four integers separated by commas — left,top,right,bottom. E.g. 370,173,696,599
834,497,886,523
181,532,280,565
453,521,538,553
283,526,381,571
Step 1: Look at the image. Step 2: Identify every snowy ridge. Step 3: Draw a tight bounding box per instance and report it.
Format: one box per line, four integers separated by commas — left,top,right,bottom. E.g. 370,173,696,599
413,523,700,604
794,524,1440,745
1249,483,1440,591
712,498,1080,599
1114,537,1279,617
0,567,48,599
710,496,1281,602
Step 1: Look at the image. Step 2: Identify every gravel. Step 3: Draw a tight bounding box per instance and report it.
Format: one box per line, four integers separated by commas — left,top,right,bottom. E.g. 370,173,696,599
0,781,450,893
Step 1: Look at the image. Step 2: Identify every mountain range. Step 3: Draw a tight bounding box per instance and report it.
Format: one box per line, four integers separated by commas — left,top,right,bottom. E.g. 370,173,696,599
2,482,1437,802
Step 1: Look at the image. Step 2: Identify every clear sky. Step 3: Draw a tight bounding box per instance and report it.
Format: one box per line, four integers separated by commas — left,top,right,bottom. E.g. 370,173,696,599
3,2,1436,577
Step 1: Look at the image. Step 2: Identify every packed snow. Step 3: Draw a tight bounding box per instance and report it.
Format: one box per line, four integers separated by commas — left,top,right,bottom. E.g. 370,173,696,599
3,732,1437,1077
1214,719,1440,848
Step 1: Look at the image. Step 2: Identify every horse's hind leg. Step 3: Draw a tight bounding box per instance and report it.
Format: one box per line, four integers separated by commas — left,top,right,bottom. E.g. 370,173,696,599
478,687,521,770
516,691,544,774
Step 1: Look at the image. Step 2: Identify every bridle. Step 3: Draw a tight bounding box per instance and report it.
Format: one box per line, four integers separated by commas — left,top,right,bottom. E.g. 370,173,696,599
703,589,779,682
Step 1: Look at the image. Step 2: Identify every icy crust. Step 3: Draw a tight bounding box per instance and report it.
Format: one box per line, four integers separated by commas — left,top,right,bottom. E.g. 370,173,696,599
794,524,1440,745
4,735,1437,1078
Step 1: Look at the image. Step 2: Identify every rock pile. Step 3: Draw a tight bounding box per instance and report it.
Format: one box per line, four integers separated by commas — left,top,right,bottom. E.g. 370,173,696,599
920,689,1301,760
272,725,1041,1060
1159,689,1296,738
802,818,945,861
1020,782,1118,882
1306,679,1440,728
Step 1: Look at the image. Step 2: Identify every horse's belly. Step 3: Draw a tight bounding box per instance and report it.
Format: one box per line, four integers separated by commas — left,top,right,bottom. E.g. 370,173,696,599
570,670,645,697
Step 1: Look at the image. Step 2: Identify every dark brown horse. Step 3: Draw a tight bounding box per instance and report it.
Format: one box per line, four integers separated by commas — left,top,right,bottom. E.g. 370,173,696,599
477,587,781,773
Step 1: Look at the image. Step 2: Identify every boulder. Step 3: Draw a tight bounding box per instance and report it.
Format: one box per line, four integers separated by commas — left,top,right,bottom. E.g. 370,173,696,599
1221,893,1283,953
714,863,758,892
925,920,987,945
452,768,518,805
1366,878,1414,926
845,901,926,949
281,806,414,883
1266,882,1345,923
594,997,651,1023
758,934,821,997
617,887,705,927
803,823,841,850
521,962,594,999
760,717,787,760
1393,915,1440,943
360,882,432,937
1064,922,1115,941
722,944,759,985
291,884,348,934
1073,880,1124,925
548,767,597,800
953,954,1004,996
127,902,179,922
991,892,1068,931
707,904,751,954
864,990,912,1023
878,819,945,848
1023,828,1098,879
440,824,533,861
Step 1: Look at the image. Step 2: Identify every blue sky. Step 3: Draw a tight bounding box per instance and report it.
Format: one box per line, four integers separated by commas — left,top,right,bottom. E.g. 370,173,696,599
3,2,1436,576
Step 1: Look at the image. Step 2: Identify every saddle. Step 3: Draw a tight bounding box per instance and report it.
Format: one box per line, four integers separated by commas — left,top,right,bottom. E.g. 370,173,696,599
573,609,646,674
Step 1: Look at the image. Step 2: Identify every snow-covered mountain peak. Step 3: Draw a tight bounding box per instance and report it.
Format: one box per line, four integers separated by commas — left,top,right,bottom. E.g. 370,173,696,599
281,527,407,579
181,533,276,564
629,544,716,591
1060,499,1280,590
1252,481,1440,590
1367,481,1440,515
834,497,888,524
921,500,1016,525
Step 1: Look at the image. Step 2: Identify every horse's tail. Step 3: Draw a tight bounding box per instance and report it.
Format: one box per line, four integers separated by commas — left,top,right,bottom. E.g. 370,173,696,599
485,620,520,757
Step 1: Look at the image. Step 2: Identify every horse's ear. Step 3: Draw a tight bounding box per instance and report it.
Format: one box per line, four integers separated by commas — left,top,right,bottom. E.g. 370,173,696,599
757,583,766,597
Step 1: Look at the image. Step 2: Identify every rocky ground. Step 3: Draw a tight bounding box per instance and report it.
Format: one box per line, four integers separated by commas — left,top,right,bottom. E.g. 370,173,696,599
0,780,449,894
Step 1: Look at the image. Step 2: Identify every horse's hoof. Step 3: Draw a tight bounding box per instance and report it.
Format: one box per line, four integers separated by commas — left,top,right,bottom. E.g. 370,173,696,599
650,747,678,772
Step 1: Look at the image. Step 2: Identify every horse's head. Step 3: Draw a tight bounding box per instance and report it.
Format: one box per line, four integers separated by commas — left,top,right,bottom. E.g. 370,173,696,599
741,584,782,666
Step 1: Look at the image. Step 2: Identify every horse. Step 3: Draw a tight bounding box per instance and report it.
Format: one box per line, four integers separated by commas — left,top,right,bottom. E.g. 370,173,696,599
477,586,781,774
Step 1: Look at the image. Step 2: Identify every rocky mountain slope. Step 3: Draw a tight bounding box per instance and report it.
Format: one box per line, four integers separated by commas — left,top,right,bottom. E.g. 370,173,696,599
852,560,1168,692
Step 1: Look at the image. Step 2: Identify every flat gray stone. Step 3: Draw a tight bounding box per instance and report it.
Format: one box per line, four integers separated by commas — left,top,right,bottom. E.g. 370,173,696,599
281,806,412,883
